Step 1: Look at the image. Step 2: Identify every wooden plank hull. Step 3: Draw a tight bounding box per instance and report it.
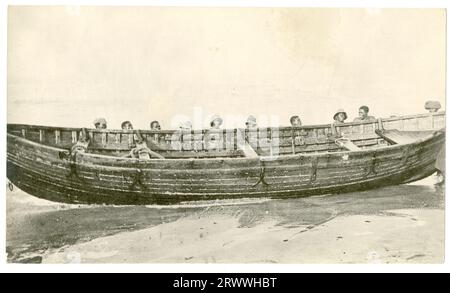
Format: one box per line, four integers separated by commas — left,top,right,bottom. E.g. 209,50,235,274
7,128,445,205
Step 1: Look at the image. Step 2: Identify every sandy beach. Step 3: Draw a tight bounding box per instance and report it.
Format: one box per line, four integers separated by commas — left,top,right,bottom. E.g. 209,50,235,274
43,208,444,264
7,176,444,264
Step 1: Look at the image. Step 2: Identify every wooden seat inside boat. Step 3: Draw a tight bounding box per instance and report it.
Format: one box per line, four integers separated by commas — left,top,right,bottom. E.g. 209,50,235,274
374,129,435,145
334,138,361,151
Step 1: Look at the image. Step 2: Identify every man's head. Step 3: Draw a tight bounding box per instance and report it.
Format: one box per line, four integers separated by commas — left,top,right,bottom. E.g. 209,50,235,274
93,118,107,129
425,101,441,113
290,115,301,127
150,121,161,130
358,106,369,120
333,109,347,123
210,115,223,129
121,121,133,130
245,115,257,129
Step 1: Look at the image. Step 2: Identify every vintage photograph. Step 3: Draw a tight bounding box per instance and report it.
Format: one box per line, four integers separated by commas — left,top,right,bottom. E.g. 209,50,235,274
6,6,446,264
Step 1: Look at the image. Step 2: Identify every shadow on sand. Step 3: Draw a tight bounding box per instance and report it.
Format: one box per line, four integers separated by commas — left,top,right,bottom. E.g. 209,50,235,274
6,179,444,263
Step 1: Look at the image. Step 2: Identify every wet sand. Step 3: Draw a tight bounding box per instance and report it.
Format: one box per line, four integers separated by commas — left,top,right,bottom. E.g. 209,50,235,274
6,177,445,264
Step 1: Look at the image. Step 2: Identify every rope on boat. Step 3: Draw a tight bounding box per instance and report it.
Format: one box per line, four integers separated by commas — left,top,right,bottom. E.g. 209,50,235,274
66,152,85,182
401,145,411,167
309,157,319,185
128,168,147,191
8,181,13,191
364,152,377,178
62,130,90,181
252,159,269,187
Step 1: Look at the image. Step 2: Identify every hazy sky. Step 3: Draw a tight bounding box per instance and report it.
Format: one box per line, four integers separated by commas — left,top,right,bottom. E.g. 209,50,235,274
7,7,446,129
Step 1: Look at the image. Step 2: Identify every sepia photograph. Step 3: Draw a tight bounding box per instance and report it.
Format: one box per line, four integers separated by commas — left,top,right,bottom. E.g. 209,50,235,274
4,4,447,265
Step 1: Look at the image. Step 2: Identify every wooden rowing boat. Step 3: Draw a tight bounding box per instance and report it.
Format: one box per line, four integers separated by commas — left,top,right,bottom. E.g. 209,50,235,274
6,111,445,205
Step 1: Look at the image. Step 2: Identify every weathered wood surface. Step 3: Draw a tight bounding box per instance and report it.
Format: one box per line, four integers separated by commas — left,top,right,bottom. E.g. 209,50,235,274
375,129,436,145
7,112,444,158
6,125,445,204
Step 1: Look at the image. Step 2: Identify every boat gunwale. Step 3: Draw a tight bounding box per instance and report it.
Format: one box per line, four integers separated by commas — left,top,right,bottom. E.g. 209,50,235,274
7,111,445,135
7,128,444,165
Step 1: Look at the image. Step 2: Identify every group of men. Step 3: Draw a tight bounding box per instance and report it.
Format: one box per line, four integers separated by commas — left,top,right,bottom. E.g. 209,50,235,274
331,101,441,125
332,105,376,125
211,105,378,130
91,106,374,131
92,101,441,131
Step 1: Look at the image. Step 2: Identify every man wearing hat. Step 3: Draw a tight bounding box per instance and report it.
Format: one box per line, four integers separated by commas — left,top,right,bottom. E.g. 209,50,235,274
210,115,223,129
205,115,224,150
424,101,442,113
245,115,258,129
353,106,376,122
121,121,133,130
333,109,348,124
93,118,107,129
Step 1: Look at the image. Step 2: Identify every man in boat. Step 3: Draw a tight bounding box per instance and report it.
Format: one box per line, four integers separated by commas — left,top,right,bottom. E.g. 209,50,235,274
121,121,133,130
93,118,107,129
150,121,161,130
245,115,258,129
177,121,193,150
244,115,259,150
210,115,223,129
290,115,302,127
204,115,224,150
425,101,442,113
353,106,376,122
333,109,348,124
121,120,139,143
290,115,304,147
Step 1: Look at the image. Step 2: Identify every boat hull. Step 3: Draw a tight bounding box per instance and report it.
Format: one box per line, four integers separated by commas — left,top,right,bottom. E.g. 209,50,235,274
7,130,445,205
